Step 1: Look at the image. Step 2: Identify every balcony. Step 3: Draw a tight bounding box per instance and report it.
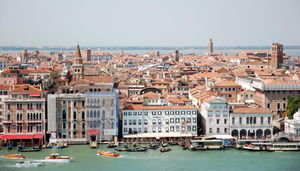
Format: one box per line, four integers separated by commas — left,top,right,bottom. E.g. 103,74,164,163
2,120,12,124
27,119,43,123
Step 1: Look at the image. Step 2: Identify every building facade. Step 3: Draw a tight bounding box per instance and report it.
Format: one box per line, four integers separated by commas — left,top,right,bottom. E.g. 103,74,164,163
122,105,198,136
230,107,273,139
200,99,230,135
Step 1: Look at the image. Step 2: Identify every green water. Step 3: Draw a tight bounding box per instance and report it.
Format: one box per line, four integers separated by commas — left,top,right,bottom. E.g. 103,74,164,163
0,145,299,171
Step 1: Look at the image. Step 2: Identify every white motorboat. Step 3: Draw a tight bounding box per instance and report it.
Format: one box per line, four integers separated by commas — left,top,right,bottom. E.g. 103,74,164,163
44,153,72,163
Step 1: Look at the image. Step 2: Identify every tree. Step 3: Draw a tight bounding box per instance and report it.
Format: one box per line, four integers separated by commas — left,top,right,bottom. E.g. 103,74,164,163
287,96,300,119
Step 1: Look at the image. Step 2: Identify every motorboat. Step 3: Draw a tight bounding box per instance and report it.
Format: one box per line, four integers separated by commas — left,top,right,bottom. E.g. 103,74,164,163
162,143,168,147
3,153,26,159
16,161,42,167
44,153,72,162
107,143,118,148
126,147,148,152
160,148,171,153
148,143,160,150
97,151,120,157
18,146,42,152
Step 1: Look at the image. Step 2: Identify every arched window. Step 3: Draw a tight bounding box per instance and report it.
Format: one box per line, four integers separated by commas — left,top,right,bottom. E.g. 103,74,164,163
73,123,76,129
94,110,97,118
82,111,85,120
102,110,105,120
97,111,100,118
39,113,41,120
62,110,66,119
73,111,77,120
82,123,85,129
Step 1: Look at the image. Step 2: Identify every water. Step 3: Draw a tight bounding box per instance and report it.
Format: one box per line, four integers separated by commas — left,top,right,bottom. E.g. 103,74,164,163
0,145,299,171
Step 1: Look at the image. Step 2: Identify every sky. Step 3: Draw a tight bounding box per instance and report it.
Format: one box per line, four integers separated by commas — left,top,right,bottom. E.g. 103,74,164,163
0,0,299,47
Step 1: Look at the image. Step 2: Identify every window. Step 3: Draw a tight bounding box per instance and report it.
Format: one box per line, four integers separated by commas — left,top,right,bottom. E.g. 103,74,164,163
217,128,220,133
144,128,147,133
170,126,174,131
216,119,219,124
253,117,256,124
192,126,196,131
176,126,180,132
224,119,227,124
152,111,156,115
82,111,85,120
73,111,77,120
260,117,263,124
277,103,280,110
124,120,127,125
165,111,169,115
224,128,228,133
138,119,142,125
158,111,162,115
175,111,179,115
181,111,185,115
187,126,191,131
170,111,174,115
144,119,148,125
268,117,271,124
250,117,253,124
239,117,242,124
209,128,213,133
193,118,197,123
165,127,169,132
158,119,162,124
138,112,142,115
232,117,235,125
246,117,249,124
124,128,128,132
187,111,191,115
133,112,137,116
170,118,174,123
133,119,136,125
152,128,156,132
144,112,148,115
129,120,132,125
124,112,127,116
152,119,156,124
175,118,180,123
158,127,161,132
62,110,66,120
192,111,196,115
165,119,169,124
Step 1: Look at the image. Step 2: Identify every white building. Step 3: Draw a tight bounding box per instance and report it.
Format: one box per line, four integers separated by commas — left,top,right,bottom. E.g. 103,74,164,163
230,107,273,139
122,105,198,136
200,99,230,136
284,109,300,136
85,92,118,142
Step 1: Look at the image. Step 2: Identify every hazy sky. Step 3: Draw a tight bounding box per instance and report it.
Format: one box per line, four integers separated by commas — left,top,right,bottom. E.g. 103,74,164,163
0,0,299,46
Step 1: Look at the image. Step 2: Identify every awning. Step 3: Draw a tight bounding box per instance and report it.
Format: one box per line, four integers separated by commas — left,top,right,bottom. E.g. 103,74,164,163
30,93,41,96
0,134,4,139
33,133,44,139
2,134,44,140
3,134,35,139
87,129,100,135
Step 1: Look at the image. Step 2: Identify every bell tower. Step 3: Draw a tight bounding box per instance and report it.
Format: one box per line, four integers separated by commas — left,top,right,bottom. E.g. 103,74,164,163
72,44,84,81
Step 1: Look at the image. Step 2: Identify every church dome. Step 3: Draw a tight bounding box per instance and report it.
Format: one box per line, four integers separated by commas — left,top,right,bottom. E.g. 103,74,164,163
293,109,300,121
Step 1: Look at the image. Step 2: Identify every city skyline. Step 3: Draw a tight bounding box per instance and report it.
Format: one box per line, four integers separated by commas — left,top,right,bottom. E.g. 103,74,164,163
0,0,300,46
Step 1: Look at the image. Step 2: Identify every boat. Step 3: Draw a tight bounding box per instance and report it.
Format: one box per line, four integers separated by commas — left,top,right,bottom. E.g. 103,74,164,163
107,143,118,148
90,141,98,148
148,143,160,149
114,147,127,152
7,144,13,150
18,146,42,152
241,142,300,152
183,145,189,150
160,148,171,153
162,143,168,147
56,143,64,149
190,139,225,150
126,147,148,152
44,153,72,162
168,141,178,146
16,161,42,167
97,151,120,157
3,153,26,159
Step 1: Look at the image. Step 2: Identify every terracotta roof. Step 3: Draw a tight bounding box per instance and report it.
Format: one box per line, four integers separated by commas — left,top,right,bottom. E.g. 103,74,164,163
11,84,41,93
0,84,10,90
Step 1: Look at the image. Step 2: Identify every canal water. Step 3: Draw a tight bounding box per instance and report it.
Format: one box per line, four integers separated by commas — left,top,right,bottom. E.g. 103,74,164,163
0,145,299,171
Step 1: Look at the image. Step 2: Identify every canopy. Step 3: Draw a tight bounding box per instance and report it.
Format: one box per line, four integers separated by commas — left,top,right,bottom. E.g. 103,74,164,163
87,129,100,135
2,133,44,140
